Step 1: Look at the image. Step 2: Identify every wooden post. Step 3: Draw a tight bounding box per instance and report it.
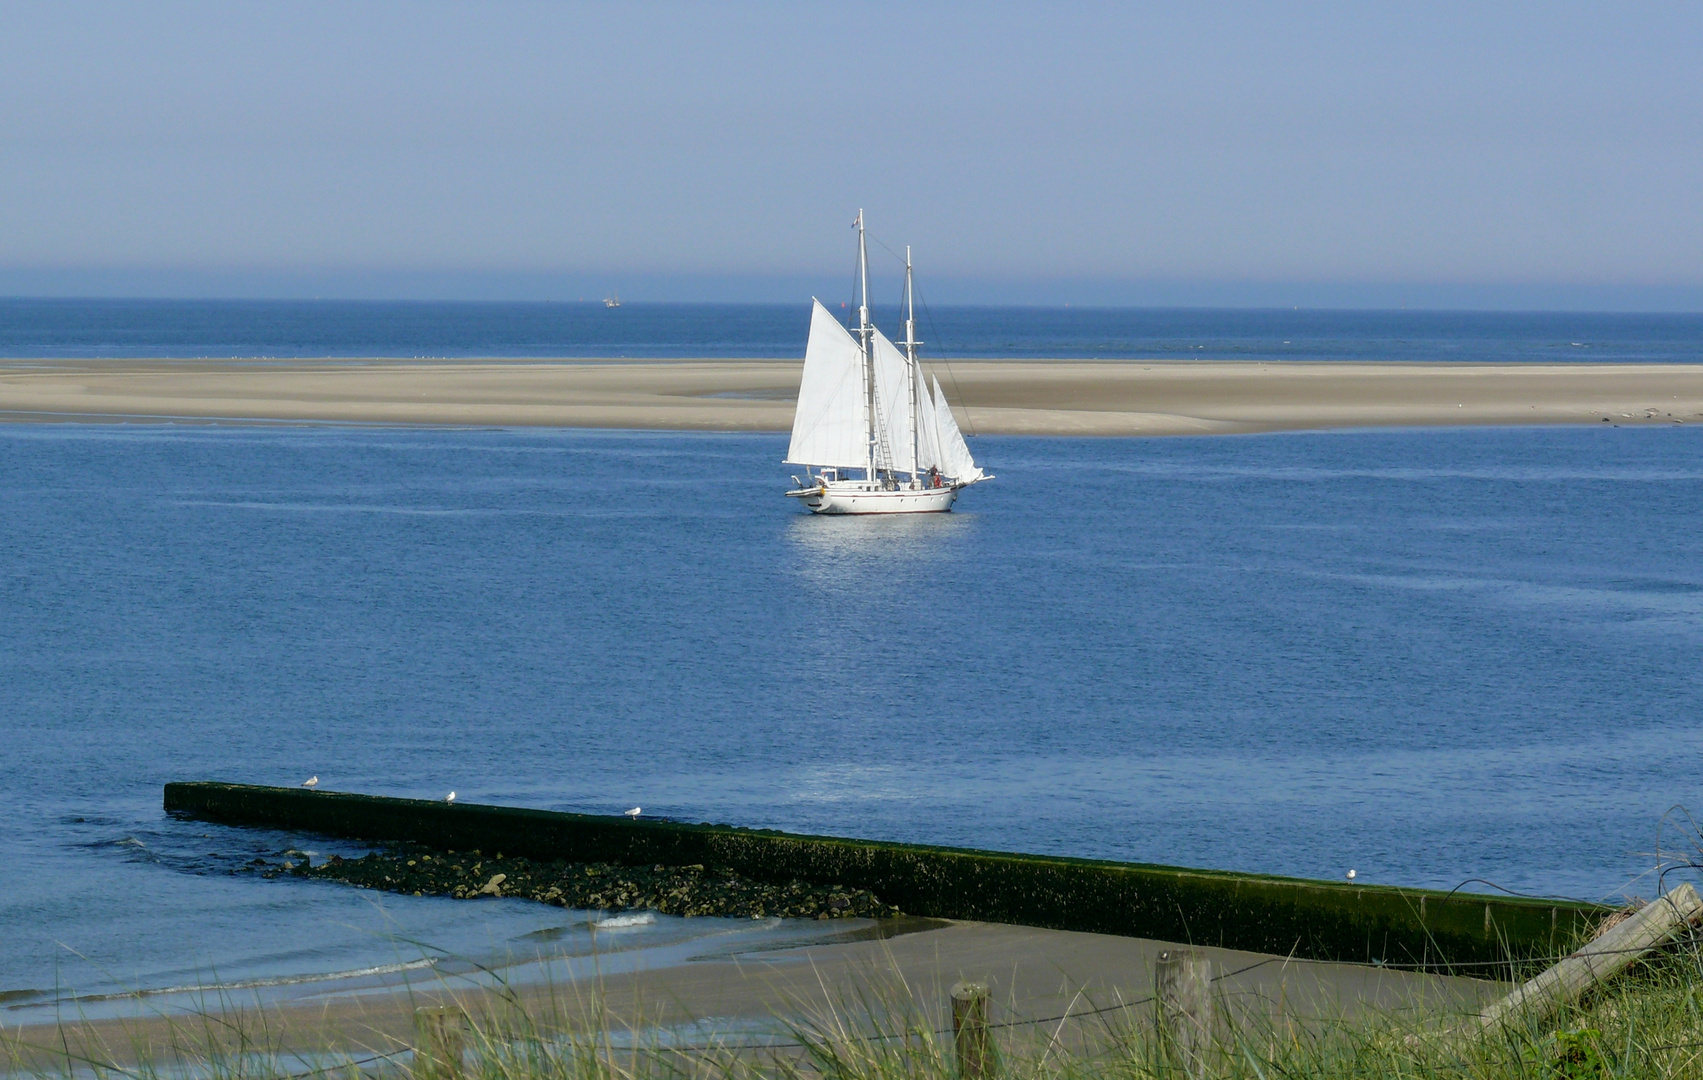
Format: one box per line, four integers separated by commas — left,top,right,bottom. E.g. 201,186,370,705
1155,949,1213,1077
1478,883,1703,1029
412,1006,466,1080
951,980,994,1080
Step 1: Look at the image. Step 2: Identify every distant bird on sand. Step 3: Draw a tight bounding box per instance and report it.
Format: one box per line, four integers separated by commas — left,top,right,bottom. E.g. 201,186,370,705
1346,869,1357,880
446,791,456,804
624,807,641,818
302,776,319,789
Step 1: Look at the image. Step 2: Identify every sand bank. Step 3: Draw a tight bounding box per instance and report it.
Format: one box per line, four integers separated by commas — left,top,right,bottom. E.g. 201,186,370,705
3,919,1499,1070
1,359,1700,435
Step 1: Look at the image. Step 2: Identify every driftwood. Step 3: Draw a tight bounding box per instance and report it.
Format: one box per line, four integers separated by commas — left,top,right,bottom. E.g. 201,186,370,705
1478,882,1703,1029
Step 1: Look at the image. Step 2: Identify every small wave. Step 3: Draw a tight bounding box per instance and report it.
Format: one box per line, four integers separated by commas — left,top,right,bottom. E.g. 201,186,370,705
58,814,119,827
590,912,656,930
0,988,47,1006
10,959,438,1010
517,925,579,942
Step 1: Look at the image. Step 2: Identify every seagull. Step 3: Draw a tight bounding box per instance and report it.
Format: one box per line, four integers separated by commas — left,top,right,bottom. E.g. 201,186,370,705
624,807,641,818
302,776,319,789
446,791,456,804
1346,869,1357,880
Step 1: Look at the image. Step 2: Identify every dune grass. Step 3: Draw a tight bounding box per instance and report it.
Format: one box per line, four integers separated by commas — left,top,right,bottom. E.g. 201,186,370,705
7,929,1703,1080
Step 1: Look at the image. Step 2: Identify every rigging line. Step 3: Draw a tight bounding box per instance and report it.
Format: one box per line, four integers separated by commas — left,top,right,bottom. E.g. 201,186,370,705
869,233,911,269
859,225,978,444
865,228,927,332
913,285,979,441
845,250,863,333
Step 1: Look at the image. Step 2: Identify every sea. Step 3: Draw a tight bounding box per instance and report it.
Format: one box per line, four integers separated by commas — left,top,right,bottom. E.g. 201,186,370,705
3,300,1702,1021
4,297,1703,362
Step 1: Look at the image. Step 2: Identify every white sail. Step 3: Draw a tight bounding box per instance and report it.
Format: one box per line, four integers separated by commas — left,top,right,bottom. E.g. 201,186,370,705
870,328,914,474
785,299,869,469
914,373,941,472
932,375,984,482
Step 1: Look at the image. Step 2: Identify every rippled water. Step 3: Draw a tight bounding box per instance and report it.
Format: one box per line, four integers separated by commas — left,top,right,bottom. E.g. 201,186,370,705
4,423,1702,1011
4,298,1702,361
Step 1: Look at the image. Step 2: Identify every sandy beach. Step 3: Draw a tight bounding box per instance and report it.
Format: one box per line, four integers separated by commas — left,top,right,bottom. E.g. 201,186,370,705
2,918,1499,1070
1,359,1700,434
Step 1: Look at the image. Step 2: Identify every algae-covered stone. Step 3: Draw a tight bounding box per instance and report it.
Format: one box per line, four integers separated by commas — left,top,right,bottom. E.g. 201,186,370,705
273,843,902,921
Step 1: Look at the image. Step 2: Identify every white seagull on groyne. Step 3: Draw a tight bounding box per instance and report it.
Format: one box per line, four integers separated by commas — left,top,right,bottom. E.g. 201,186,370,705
302,776,318,789
446,791,456,804
625,806,641,818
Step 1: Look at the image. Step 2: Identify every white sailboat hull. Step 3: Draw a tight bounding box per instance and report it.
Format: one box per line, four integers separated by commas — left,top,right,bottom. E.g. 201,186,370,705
789,480,959,515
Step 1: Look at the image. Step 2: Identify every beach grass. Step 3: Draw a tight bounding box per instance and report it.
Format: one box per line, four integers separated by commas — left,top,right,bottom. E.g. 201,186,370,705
7,932,1703,1080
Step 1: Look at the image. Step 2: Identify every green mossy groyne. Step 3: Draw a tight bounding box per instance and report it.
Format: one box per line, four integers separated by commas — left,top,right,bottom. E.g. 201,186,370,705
165,781,1604,969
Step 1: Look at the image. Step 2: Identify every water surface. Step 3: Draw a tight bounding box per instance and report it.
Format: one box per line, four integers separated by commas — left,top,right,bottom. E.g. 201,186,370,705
4,299,1701,361
3,423,1701,1009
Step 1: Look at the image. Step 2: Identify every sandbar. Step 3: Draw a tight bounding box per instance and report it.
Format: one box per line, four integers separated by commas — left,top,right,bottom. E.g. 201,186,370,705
0,358,1700,435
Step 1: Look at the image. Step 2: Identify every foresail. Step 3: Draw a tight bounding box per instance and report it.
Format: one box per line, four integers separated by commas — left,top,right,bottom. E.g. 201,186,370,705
786,300,868,469
932,375,984,482
915,374,941,472
870,328,914,474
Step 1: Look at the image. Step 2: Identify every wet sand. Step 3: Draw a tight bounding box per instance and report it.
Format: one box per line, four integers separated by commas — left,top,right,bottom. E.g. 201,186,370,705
2,919,1501,1070
2,358,1700,434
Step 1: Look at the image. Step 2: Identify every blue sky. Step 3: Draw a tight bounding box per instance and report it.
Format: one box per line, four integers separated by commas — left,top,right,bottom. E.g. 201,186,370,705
2,2,1699,307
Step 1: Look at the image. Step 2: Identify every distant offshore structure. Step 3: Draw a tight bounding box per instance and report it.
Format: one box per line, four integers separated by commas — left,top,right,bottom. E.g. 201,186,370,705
604,293,621,308
785,210,989,514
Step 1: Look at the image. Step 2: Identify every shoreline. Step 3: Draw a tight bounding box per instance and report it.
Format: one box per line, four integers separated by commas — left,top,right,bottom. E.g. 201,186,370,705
1,358,1700,435
2,917,1501,1070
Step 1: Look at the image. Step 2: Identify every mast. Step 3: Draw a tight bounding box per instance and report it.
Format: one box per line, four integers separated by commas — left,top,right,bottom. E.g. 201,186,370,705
857,210,875,482
903,246,920,482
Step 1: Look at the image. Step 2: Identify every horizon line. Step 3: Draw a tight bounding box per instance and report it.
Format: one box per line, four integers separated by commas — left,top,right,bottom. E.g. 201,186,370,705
6,294,1703,317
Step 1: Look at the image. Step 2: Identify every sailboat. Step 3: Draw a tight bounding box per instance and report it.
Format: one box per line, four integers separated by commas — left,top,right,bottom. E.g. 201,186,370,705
785,212,990,514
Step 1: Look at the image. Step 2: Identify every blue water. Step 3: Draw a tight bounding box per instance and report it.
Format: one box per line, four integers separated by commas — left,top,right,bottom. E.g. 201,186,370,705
4,422,1702,1009
4,298,1703,361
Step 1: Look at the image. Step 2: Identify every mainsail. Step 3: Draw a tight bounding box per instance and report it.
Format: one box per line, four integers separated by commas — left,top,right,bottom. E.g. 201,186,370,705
785,300,868,469
870,328,914,473
914,371,941,472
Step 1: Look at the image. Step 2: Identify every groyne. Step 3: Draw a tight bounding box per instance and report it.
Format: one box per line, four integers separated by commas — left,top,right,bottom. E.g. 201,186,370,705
165,781,1604,969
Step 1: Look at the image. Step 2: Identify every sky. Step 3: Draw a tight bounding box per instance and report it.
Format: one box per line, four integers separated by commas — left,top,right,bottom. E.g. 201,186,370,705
2,2,1700,308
